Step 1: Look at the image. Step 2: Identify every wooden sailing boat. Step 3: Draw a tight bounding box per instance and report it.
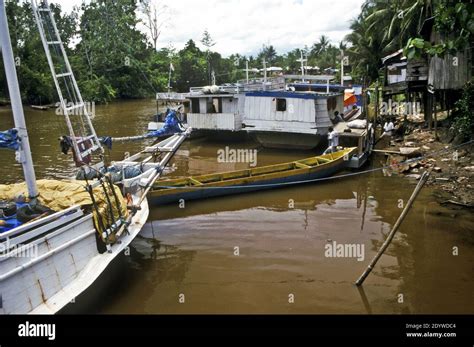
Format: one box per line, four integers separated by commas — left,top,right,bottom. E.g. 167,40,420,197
150,148,355,205
0,0,190,314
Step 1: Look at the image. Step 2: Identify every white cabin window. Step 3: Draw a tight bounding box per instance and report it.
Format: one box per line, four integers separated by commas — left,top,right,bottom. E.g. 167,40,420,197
276,98,286,111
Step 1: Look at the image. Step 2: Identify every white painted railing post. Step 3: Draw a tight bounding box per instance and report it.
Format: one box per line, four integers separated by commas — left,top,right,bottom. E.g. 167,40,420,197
0,0,39,198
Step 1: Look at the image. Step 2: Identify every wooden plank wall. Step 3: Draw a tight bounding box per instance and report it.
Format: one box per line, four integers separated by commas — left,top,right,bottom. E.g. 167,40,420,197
244,96,316,123
428,32,472,90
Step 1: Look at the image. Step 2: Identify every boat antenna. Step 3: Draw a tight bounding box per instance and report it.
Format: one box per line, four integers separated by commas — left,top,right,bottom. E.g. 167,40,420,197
0,0,39,199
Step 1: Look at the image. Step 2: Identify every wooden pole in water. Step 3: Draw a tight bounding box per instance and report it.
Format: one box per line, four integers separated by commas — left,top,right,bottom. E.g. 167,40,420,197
355,170,431,286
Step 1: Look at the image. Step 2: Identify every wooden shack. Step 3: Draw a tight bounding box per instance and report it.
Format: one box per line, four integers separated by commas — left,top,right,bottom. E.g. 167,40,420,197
381,16,473,128
428,45,472,91
381,49,428,96
423,18,472,126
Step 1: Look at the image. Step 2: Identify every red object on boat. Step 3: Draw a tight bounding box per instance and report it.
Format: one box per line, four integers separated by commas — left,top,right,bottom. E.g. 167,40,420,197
344,92,357,107
73,140,92,167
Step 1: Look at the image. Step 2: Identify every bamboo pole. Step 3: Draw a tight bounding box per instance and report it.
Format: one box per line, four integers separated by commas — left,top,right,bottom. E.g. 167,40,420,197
355,170,431,286
356,286,372,314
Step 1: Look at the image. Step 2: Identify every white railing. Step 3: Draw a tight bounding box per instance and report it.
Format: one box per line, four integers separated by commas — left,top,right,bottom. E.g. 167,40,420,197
156,92,188,101
188,77,286,95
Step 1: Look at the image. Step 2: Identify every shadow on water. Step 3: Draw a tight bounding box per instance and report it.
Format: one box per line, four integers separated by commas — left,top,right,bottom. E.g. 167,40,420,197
60,240,196,314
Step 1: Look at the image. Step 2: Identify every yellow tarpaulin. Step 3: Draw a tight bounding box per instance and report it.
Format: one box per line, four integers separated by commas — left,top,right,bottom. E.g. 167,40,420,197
0,179,128,238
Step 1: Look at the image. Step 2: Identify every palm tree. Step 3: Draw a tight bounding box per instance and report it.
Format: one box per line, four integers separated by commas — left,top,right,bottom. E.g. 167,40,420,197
311,35,330,55
258,44,277,64
364,0,433,54
345,0,434,84
345,14,385,84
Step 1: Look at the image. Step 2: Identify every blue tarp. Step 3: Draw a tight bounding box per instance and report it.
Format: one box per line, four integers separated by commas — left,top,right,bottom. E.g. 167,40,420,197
97,110,183,150
99,136,113,150
0,129,20,150
146,110,183,138
0,202,25,234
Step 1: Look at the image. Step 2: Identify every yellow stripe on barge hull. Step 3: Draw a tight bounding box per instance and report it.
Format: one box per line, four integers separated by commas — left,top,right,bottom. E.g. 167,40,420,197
150,147,356,205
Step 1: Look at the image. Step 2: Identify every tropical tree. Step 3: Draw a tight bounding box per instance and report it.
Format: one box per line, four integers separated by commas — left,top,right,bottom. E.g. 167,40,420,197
405,0,473,58
75,0,155,100
311,35,330,56
345,12,385,85
257,44,277,65
174,39,207,92
356,0,437,57
201,30,216,84
1,1,76,104
139,0,169,51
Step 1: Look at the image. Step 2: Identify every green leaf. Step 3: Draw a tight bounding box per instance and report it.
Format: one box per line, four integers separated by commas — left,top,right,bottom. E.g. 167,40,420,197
467,19,474,34
412,38,425,49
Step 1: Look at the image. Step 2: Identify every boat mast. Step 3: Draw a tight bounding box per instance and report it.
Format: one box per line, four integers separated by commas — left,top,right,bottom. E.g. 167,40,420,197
245,60,249,84
262,58,267,83
0,0,38,199
167,62,172,94
340,49,344,86
296,50,307,83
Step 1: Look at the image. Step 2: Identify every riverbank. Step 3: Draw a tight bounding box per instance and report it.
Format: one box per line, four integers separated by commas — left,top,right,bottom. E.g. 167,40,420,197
379,115,473,208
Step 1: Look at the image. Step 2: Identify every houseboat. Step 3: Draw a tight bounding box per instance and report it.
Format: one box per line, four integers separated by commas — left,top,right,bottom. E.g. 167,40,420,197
242,90,342,149
182,76,346,149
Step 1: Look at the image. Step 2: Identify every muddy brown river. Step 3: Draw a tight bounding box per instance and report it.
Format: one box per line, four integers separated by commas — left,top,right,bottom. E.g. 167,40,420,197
1,99,473,314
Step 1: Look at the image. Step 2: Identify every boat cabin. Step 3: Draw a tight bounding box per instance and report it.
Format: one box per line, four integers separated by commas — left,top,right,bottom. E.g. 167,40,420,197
243,90,342,135
335,121,374,168
186,93,245,131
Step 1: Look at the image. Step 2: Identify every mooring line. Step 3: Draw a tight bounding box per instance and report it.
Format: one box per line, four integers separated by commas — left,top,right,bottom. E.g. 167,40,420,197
153,139,474,190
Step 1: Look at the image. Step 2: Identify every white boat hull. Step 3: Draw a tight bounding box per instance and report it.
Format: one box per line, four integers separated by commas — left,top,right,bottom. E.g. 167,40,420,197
0,200,149,314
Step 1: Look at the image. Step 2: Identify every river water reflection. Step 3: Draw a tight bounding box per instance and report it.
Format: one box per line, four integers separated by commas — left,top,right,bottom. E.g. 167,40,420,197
1,99,472,314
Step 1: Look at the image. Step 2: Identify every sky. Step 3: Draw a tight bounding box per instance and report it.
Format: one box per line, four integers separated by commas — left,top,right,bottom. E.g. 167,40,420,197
57,0,366,57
